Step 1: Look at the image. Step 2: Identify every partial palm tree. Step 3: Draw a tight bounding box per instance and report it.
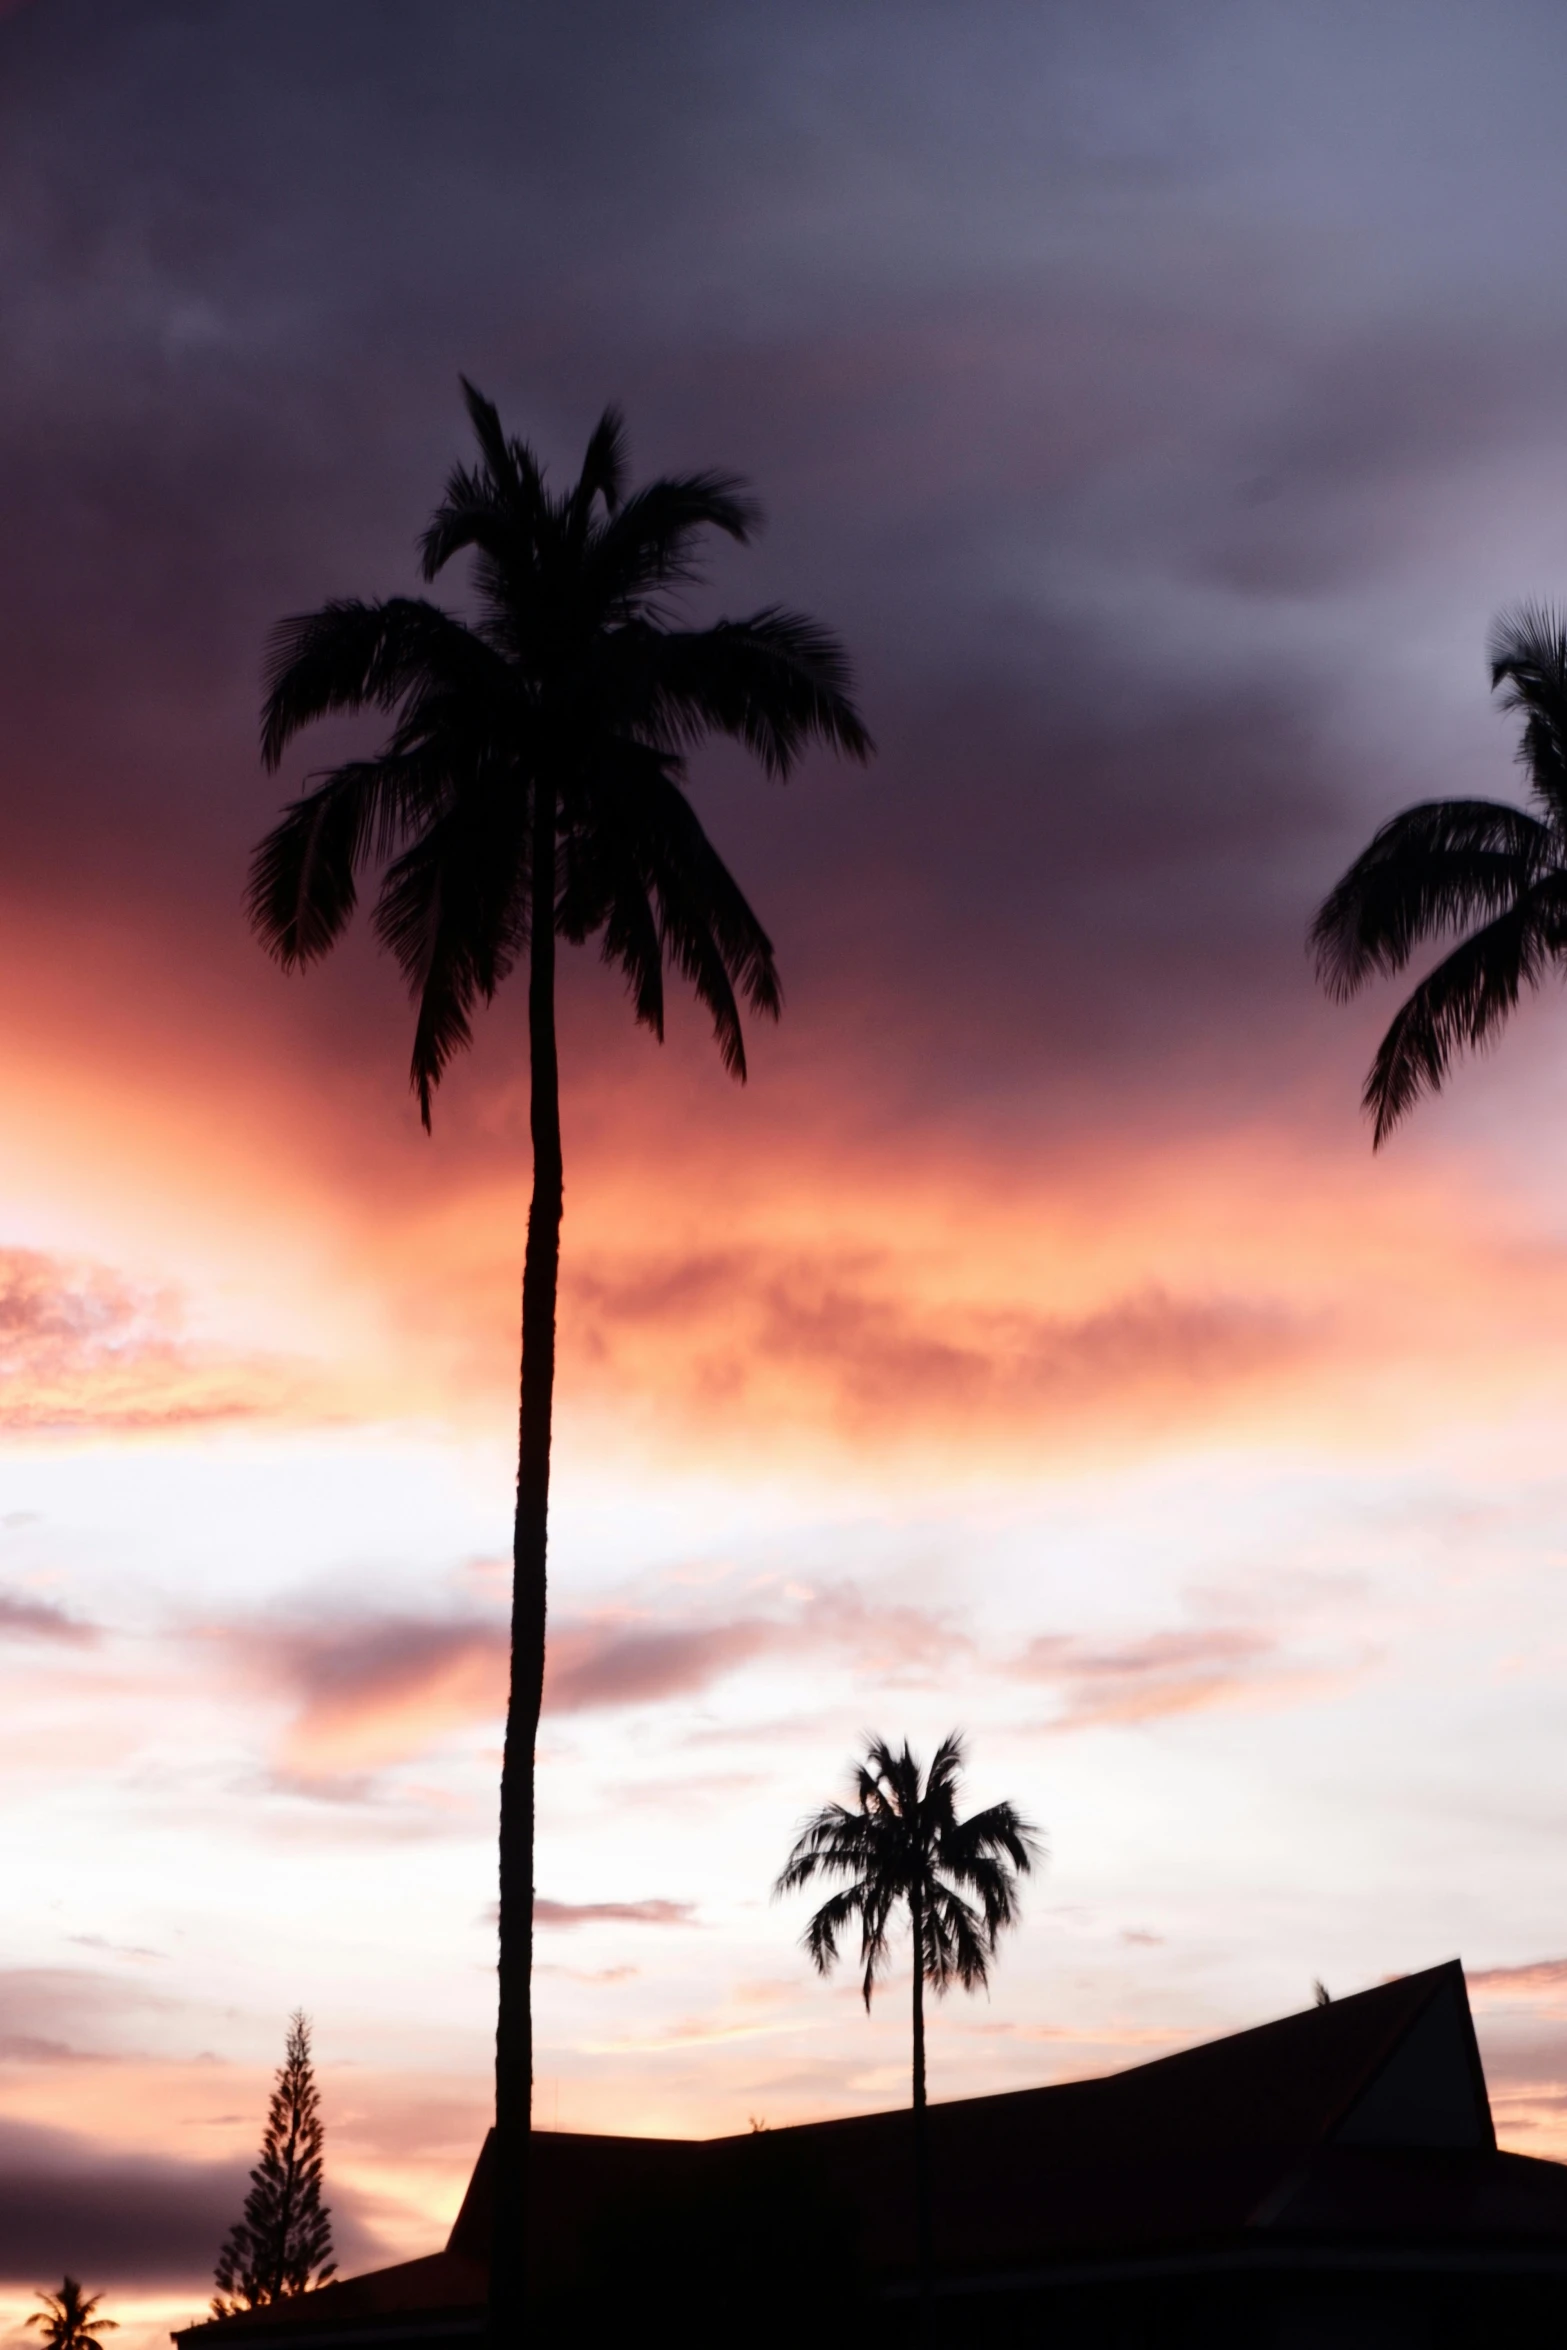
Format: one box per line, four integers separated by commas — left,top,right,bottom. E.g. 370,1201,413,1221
774,1733,1040,2311
249,383,871,2340
28,2281,116,2350
1313,603,1567,1142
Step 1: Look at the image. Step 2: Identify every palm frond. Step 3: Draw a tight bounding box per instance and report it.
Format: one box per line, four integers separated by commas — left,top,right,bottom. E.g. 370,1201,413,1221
774,1802,876,1893
418,381,548,581
458,378,520,500
922,1731,966,1813
585,475,762,613
370,771,529,1127
570,407,628,528
246,765,386,967
925,1883,991,1994
1490,600,1567,829
941,1799,1043,1892
800,1883,866,1975
620,610,873,776
260,598,484,770
1311,799,1557,997
1361,888,1565,1144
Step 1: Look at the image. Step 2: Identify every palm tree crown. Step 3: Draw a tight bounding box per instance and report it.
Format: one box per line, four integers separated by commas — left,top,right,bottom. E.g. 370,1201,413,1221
28,2282,116,2350
776,1732,1039,2008
251,380,869,1122
1313,603,1567,1143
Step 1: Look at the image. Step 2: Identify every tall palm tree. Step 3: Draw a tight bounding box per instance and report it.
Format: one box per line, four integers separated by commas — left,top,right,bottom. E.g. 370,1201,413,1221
249,383,870,2340
28,2282,116,2350
1313,604,1567,1142
774,1733,1040,2310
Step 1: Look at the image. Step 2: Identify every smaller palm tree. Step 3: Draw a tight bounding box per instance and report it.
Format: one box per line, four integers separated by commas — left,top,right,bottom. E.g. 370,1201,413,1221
27,2281,116,2350
775,1732,1041,2310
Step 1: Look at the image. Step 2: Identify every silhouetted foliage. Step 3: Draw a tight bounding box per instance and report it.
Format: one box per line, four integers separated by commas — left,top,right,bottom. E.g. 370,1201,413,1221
1314,603,1567,1143
776,1733,1040,2308
27,2281,116,2350
212,2011,335,2313
1314,1978,1332,2006
249,384,870,2343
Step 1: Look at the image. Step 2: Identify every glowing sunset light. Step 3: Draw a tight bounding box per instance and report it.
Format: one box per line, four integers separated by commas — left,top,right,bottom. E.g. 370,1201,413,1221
11,1,1567,2336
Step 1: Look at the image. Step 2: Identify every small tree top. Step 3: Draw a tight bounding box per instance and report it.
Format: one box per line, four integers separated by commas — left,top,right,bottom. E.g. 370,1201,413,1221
27,2281,116,2350
775,1732,1042,2008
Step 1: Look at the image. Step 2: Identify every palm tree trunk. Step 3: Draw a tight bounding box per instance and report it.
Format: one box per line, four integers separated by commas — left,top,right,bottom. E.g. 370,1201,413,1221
489,781,561,2350
910,1890,934,2328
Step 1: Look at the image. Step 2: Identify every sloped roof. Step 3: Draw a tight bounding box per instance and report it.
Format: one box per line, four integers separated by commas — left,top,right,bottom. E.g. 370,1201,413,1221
177,1959,1567,2339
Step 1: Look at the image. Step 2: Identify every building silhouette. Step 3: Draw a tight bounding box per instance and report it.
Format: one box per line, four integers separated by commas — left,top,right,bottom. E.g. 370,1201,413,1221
177,1961,1567,2345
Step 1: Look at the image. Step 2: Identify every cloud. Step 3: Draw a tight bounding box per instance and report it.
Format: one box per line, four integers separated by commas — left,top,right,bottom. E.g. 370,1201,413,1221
0,1965,167,2062
241,1582,964,1777
0,2110,386,2288
535,1899,695,1928
568,1251,1314,1452
1471,1959,1567,2000
544,1619,775,1713
1010,1625,1297,1728
248,1616,507,1775
0,1587,94,1643
0,1248,289,1436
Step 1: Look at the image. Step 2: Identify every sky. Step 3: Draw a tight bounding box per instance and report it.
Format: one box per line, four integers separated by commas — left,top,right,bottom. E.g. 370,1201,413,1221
12,0,1567,2333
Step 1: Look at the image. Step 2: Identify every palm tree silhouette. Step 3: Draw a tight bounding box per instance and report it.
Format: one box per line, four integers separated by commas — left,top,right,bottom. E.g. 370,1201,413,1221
1314,603,1567,1143
27,2281,116,2350
775,1733,1040,2313
249,384,870,2338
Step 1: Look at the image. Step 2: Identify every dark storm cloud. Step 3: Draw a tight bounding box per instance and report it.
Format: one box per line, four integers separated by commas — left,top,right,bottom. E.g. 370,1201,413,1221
1,0,1567,1140
0,2110,386,2287
0,2112,251,2284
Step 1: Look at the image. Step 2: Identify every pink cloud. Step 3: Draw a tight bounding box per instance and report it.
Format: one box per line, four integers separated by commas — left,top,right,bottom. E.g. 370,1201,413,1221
1471,1959,1567,1999
240,1583,967,1780
0,1589,94,1644
544,1620,775,1713
1011,1626,1286,1727
534,1899,695,1928
253,1617,505,1774
568,1250,1312,1446
0,1247,290,1435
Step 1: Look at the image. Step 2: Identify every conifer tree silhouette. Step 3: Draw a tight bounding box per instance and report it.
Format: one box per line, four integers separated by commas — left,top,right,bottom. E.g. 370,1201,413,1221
213,2012,336,2313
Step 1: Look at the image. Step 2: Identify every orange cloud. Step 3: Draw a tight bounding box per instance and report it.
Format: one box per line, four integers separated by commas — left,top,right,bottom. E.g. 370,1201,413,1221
0,1246,299,1435
566,1247,1308,1447
1009,1624,1339,1728
1471,1960,1567,2001
251,1617,506,1775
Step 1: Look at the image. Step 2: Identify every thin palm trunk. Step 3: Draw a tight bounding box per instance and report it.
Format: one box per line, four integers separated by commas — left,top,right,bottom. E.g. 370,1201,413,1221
490,782,561,2345
910,1882,934,2326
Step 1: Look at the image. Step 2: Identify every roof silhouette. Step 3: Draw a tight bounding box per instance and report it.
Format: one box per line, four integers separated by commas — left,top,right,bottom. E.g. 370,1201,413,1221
182,1959,1567,2338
